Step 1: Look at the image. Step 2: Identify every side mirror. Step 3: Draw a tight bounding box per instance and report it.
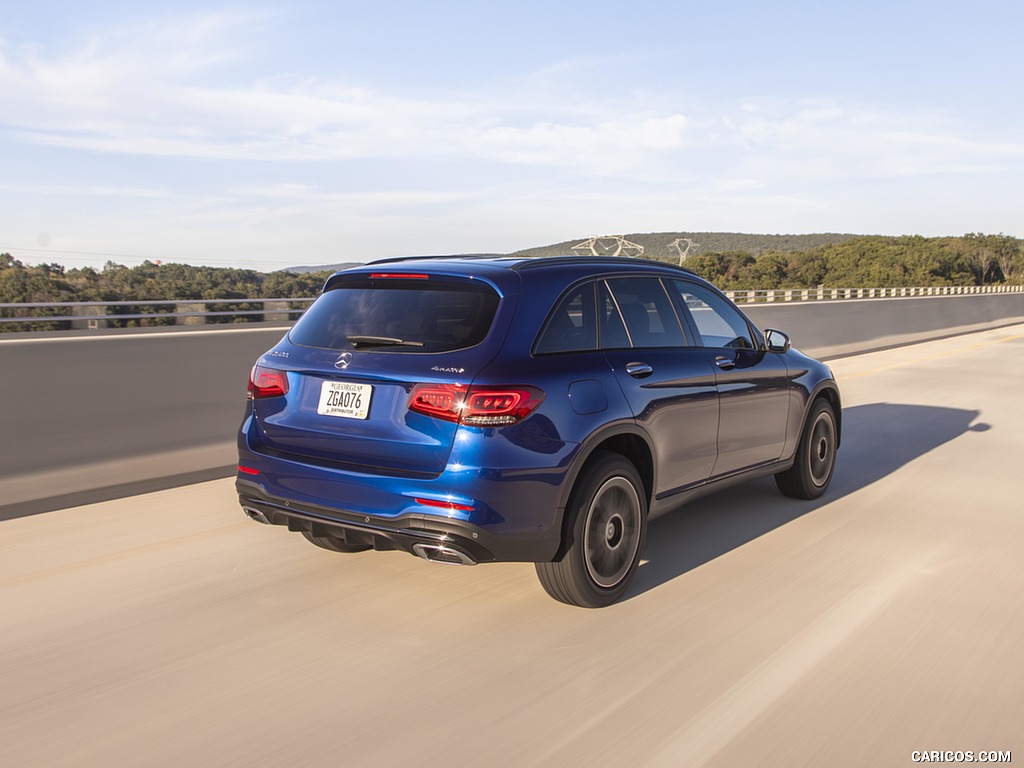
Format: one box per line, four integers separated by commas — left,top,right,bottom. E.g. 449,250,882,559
764,328,791,353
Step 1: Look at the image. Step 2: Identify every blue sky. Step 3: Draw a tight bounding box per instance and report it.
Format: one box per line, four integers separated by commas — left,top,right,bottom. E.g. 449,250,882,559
2,1,1022,271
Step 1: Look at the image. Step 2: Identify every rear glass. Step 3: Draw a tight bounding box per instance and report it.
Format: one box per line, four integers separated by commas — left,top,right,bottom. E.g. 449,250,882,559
288,277,500,353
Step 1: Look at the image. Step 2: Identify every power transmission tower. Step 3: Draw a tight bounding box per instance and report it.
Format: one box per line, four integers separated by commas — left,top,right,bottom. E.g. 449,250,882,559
571,235,644,258
669,237,700,265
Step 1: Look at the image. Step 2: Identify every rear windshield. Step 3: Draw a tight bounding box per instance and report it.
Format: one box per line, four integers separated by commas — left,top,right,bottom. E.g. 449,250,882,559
288,276,500,353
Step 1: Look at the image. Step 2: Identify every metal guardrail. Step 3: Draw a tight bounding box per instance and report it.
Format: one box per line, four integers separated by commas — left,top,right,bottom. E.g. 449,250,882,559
0,285,1021,328
723,284,1024,303
0,298,316,327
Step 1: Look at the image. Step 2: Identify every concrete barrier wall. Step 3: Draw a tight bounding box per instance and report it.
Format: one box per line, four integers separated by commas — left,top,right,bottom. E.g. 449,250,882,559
3,293,1023,518
742,293,1024,358
1,326,289,517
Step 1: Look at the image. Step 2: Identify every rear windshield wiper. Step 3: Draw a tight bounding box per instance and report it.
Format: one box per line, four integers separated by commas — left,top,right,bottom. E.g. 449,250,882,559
346,335,425,349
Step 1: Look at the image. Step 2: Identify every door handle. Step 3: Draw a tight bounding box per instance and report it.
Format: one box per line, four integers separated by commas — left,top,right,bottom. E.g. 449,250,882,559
715,356,736,370
625,362,653,378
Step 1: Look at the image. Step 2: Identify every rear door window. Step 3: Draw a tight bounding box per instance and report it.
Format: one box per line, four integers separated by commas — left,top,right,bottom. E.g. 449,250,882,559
289,276,500,352
602,277,687,349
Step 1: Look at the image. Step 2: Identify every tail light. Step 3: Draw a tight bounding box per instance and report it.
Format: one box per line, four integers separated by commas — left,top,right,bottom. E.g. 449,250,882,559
248,364,289,399
408,384,544,426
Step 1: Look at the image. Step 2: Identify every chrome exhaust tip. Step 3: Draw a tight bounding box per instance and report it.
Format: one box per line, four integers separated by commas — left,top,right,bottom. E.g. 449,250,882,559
412,542,477,566
242,506,271,524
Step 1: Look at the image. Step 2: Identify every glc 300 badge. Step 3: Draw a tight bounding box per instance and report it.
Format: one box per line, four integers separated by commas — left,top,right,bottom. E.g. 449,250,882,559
431,365,465,373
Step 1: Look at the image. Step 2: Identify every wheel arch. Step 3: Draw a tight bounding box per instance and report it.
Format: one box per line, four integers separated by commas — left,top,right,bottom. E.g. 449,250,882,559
551,424,654,560
811,382,842,448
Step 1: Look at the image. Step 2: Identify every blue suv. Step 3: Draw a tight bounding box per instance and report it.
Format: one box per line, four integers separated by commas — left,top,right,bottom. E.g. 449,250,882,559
237,256,841,607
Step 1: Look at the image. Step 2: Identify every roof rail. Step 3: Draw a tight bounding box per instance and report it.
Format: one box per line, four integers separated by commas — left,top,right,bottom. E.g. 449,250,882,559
362,252,697,276
365,253,505,266
511,255,695,275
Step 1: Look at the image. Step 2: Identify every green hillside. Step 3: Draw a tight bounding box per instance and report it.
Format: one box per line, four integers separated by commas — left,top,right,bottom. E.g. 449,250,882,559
2,231,1022,331
513,232,859,261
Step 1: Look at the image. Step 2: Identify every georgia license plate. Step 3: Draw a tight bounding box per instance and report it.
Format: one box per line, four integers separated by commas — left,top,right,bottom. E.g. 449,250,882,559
317,380,372,419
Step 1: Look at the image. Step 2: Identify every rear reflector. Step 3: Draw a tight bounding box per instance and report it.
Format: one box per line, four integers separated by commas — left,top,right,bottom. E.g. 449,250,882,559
247,364,289,399
408,384,544,426
414,497,475,512
237,465,260,475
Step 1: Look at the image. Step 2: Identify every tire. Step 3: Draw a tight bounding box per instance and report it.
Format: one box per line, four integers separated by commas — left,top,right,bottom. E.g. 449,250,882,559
535,453,647,608
301,530,372,553
776,398,837,500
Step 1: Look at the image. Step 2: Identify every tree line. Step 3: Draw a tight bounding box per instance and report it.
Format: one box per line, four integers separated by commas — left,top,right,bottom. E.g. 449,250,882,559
516,232,1023,289
2,233,1022,330
677,234,1023,290
0,255,334,331
0,255,334,303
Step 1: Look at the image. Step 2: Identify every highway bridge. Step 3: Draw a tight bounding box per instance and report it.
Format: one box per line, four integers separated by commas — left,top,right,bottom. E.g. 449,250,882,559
1,293,1021,766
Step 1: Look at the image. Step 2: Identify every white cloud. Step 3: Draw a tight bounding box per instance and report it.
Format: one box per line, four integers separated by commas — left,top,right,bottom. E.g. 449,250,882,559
227,184,471,208
722,100,1024,181
0,13,696,175
3,10,1023,270
0,183,178,198
3,12,1020,189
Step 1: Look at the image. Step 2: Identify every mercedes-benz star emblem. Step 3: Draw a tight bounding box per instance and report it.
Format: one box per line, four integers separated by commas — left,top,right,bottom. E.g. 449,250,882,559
335,352,353,370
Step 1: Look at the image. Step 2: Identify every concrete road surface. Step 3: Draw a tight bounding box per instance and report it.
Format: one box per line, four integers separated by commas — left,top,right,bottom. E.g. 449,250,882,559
2,325,1022,767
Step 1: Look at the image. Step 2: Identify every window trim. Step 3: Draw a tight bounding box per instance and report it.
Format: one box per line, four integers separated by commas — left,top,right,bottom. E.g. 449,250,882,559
533,272,766,356
601,279,632,348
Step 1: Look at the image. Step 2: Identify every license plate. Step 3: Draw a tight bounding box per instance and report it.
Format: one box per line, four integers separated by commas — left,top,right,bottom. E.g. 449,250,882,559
317,381,372,419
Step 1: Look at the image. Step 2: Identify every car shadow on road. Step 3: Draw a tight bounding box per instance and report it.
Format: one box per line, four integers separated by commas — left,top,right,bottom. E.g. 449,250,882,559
628,402,989,600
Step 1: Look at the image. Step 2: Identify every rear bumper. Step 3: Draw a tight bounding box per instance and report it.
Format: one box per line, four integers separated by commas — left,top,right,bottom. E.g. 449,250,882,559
236,479,561,563
237,408,575,563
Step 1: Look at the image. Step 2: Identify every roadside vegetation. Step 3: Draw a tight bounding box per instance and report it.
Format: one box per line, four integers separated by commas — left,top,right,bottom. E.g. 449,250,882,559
518,232,1024,289
0,255,333,331
679,233,1023,290
0,255,332,304
2,232,1021,331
